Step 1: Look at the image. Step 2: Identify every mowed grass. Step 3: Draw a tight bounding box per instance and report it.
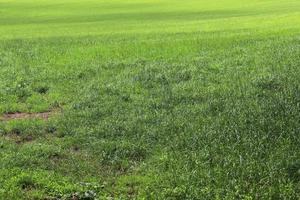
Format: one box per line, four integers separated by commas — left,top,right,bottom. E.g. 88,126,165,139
0,0,300,199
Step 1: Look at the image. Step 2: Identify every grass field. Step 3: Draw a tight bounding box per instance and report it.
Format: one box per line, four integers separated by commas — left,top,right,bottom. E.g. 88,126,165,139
0,0,300,199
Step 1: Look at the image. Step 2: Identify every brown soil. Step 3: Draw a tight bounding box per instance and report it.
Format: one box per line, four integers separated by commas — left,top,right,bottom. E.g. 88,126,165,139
3,134,34,144
0,111,52,121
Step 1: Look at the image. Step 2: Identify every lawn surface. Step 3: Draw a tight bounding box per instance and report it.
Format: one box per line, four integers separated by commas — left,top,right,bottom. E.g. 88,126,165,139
0,0,300,199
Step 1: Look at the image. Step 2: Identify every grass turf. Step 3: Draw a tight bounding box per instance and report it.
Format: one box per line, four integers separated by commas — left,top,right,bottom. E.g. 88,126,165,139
0,0,300,199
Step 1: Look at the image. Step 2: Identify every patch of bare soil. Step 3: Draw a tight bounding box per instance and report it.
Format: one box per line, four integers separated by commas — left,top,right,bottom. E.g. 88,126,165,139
5,134,34,144
0,111,53,121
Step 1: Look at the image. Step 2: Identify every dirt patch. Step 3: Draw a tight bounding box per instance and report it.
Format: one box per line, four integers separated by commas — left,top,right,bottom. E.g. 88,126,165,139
3,134,34,144
1,111,53,121
15,135,33,144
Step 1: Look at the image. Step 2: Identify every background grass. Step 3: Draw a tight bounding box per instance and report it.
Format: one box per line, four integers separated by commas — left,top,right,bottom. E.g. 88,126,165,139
0,0,300,199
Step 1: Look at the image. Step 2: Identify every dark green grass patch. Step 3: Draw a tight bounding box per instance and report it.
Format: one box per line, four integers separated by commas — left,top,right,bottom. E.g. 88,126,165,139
1,34,299,199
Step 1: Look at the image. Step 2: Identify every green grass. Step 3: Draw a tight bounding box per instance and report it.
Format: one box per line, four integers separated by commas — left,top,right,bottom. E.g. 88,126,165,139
0,0,300,199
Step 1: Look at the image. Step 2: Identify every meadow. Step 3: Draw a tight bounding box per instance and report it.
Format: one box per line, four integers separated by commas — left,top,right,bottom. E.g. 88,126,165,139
0,0,300,199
